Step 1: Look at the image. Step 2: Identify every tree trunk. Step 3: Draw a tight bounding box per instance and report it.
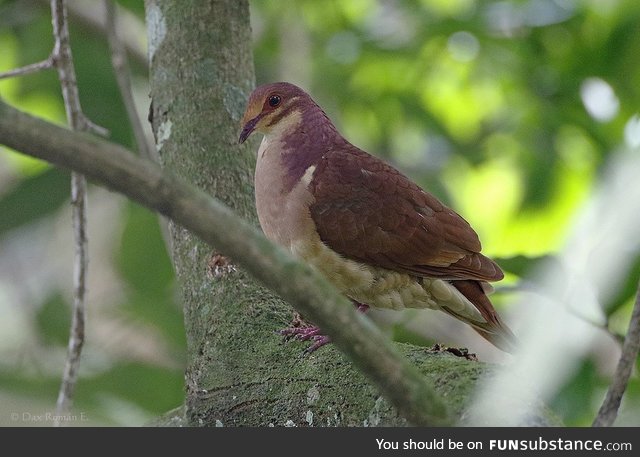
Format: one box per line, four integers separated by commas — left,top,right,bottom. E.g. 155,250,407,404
145,0,265,425
143,0,554,427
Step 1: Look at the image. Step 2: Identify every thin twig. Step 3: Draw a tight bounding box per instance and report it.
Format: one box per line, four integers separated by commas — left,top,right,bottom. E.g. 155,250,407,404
104,0,156,161
84,118,110,137
49,0,89,427
0,57,55,80
592,282,640,426
35,0,148,69
103,1,173,258
2,3,107,422
54,171,88,419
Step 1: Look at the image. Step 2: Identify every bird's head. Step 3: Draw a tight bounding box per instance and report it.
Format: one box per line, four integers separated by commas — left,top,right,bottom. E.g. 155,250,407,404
238,82,309,144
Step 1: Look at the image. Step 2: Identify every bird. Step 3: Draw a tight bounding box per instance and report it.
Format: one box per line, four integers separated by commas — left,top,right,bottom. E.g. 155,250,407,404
239,82,516,353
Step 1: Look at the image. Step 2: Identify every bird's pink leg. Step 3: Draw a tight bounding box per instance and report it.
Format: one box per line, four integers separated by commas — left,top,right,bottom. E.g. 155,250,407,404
279,301,370,353
356,303,370,313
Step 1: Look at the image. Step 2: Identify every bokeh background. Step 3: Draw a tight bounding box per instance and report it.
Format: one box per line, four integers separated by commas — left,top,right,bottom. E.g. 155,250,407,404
0,0,639,425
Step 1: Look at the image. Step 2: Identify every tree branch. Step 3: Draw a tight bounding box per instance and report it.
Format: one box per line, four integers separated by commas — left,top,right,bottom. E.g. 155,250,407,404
33,0,148,69
49,0,89,426
104,0,156,162
593,283,640,426
0,57,55,80
0,100,452,426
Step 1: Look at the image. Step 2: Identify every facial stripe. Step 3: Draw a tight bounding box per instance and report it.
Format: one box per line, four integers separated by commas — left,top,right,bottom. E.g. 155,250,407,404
266,97,301,127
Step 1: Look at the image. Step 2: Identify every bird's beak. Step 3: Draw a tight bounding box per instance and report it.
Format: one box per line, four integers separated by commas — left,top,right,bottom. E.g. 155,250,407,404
238,115,261,144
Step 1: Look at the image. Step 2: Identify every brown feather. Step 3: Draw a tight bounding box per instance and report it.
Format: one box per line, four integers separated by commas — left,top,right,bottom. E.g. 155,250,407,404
309,145,503,282
447,281,517,353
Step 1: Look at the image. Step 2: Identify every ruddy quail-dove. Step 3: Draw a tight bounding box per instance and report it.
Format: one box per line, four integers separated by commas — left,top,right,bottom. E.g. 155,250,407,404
239,82,516,353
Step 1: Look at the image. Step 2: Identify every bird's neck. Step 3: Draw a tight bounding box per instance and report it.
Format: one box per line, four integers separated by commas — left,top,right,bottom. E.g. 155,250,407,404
263,103,343,193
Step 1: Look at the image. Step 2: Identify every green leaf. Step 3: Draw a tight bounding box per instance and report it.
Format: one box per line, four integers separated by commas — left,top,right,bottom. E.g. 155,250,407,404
35,293,72,346
550,359,606,426
0,168,70,234
78,362,184,417
495,254,558,278
116,202,173,299
604,254,640,317
116,202,185,349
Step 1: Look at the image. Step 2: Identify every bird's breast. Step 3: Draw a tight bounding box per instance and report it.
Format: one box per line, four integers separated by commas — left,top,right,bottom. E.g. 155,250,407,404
254,136,315,249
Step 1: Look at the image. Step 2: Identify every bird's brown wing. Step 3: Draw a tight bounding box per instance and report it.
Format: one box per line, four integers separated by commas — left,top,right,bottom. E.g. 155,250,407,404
309,147,503,282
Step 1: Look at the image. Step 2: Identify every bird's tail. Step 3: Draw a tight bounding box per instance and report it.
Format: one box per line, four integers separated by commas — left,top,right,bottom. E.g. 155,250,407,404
443,280,517,353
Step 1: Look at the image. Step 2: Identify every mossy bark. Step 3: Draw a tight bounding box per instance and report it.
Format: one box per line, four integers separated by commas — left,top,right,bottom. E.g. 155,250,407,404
145,0,265,425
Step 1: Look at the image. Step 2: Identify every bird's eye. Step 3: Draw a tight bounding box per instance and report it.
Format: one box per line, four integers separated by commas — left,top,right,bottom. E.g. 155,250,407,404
268,95,281,107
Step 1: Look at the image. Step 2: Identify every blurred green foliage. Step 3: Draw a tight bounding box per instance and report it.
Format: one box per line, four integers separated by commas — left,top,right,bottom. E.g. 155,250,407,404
0,0,639,426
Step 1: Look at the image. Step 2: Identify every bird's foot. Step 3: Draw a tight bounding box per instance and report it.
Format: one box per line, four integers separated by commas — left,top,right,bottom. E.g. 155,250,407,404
279,324,331,354
356,303,370,313
279,302,369,354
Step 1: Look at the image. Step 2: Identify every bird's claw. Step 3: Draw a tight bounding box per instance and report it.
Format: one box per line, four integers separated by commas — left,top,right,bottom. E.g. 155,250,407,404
303,335,331,354
278,325,331,354
278,302,369,354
